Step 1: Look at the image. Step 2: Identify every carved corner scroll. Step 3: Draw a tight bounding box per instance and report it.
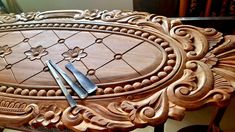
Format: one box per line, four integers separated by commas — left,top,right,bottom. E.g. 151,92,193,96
0,10,234,132
0,100,39,127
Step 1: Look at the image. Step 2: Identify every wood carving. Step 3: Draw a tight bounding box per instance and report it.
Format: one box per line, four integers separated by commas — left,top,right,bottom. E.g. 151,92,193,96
0,10,234,131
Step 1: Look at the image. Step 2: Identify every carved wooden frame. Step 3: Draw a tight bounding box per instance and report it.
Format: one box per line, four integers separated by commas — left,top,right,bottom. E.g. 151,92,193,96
0,10,234,131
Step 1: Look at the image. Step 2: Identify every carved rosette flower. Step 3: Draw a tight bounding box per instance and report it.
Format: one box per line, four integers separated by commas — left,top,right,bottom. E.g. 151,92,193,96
24,45,48,61
29,105,62,128
0,45,12,57
62,47,87,62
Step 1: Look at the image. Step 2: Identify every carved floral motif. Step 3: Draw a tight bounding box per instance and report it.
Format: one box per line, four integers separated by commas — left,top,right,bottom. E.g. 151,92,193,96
0,45,12,58
62,47,87,62
29,105,62,128
24,45,48,61
0,12,38,23
18,12,38,21
82,9,104,20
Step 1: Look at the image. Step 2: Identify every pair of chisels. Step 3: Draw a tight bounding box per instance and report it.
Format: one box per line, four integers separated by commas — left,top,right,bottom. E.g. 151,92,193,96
46,60,97,108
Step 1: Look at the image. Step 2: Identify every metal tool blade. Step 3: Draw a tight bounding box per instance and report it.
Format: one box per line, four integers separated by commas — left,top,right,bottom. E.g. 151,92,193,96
46,61,77,108
65,63,97,94
48,60,88,99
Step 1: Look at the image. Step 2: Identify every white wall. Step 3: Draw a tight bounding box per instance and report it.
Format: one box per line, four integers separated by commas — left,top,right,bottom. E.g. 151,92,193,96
3,0,133,12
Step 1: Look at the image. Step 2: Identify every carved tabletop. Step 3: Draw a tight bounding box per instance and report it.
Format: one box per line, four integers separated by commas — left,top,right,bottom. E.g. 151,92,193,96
0,10,234,132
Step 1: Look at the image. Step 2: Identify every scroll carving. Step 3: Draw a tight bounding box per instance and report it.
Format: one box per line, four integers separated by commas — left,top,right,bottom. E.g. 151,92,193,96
61,89,168,131
167,28,234,111
170,25,210,60
167,60,214,109
0,10,149,24
0,101,39,127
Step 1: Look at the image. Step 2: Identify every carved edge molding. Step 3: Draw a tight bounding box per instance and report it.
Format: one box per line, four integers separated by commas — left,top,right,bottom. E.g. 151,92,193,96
0,10,181,34
0,10,234,131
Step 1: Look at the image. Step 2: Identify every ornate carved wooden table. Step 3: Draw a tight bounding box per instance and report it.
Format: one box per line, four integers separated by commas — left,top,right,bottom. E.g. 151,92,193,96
0,10,234,132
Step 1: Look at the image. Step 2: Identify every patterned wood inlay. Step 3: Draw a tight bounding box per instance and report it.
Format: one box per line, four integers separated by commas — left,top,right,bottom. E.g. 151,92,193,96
0,10,234,132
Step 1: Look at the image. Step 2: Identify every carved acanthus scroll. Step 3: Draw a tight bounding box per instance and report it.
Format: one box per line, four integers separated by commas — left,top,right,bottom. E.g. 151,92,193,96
61,89,168,131
0,101,39,126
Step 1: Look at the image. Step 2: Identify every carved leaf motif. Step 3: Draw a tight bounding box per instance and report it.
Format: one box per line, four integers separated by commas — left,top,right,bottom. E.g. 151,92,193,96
61,104,133,132
201,52,218,68
18,12,38,21
101,10,148,24
0,12,38,23
90,116,108,126
121,101,135,112
0,13,20,23
198,73,234,107
211,35,235,55
170,25,210,60
198,28,223,50
60,90,169,131
135,15,182,35
120,90,169,126
167,61,214,109
83,9,104,20
0,10,150,24
209,35,235,88
0,103,39,127
129,109,137,121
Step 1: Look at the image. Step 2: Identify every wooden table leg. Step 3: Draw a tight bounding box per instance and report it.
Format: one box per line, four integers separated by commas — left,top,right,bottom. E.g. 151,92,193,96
0,126,4,132
207,106,227,132
178,106,228,132
154,123,165,132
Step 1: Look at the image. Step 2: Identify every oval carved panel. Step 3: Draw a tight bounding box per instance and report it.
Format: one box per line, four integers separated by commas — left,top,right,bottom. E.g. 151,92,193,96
0,19,183,97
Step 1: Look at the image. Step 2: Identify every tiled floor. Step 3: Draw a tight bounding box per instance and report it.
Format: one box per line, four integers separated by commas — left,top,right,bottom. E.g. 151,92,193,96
3,97,235,132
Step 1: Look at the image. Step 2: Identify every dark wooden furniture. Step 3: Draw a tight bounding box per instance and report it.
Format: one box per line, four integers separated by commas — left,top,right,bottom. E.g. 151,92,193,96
133,0,235,17
177,17,235,35
0,10,234,132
